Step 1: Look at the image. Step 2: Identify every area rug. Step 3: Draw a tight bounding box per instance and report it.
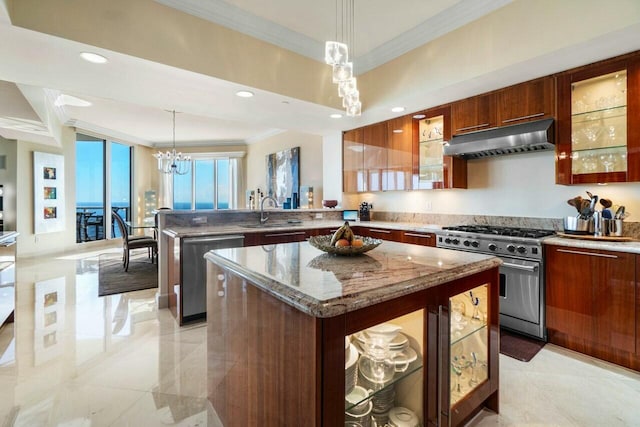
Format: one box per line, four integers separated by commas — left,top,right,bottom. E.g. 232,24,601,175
500,329,546,362
98,250,157,296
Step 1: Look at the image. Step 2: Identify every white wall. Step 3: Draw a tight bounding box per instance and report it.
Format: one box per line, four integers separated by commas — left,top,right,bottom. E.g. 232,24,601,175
322,132,342,203
246,131,324,208
340,150,640,220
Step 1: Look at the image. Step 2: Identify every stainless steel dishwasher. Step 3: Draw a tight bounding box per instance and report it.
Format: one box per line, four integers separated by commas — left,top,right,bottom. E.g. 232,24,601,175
181,234,245,321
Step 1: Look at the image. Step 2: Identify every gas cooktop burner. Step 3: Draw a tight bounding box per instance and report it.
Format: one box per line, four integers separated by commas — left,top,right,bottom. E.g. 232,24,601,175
442,225,555,239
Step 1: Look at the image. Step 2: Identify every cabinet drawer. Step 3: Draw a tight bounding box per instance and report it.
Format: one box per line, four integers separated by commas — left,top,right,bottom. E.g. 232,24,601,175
401,231,436,247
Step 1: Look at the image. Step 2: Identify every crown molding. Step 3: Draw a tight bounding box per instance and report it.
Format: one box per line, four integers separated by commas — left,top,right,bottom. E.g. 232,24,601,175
70,119,153,147
153,139,248,148
155,0,513,75
155,0,324,62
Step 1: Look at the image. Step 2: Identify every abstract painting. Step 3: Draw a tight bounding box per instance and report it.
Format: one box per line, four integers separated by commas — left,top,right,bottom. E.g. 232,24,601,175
266,146,299,205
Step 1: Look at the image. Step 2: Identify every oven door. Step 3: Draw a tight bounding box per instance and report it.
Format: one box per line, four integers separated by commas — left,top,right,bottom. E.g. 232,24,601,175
499,256,541,325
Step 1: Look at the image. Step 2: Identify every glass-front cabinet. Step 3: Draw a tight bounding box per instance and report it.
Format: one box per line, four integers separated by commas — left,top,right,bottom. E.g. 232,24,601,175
345,310,424,426
557,55,640,184
449,285,489,407
570,71,627,176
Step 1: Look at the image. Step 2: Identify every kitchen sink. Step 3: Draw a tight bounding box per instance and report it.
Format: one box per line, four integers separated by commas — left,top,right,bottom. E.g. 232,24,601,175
241,222,303,229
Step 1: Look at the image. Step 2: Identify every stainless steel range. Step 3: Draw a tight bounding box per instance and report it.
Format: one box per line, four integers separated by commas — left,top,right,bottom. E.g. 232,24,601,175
436,225,555,340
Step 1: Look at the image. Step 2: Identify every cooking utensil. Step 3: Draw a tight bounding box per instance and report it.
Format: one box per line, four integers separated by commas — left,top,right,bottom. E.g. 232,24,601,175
586,191,594,200
599,198,612,209
614,205,625,219
579,199,592,219
602,208,613,219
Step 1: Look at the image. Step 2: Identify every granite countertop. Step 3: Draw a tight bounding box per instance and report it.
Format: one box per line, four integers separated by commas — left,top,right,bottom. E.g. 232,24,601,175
205,240,501,318
544,236,640,254
163,220,442,238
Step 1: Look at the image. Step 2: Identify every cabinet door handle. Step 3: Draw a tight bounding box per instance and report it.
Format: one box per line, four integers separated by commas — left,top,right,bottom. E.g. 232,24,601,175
456,123,490,132
368,229,391,234
404,232,433,238
264,231,306,238
556,248,618,259
501,112,545,124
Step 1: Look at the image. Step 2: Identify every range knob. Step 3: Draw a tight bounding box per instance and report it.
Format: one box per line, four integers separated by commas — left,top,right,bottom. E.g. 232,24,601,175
488,243,497,251
507,244,516,253
451,238,460,245
517,246,527,254
445,238,451,244
463,240,471,246
471,241,480,248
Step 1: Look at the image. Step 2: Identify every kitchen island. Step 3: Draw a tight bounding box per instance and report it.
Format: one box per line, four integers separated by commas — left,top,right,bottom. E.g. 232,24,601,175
205,240,501,426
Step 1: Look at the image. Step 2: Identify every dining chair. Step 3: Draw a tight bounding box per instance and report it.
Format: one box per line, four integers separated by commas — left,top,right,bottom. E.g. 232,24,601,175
113,211,157,272
153,207,172,239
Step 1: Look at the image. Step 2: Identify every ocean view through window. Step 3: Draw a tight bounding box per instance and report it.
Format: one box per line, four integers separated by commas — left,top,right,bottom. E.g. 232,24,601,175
76,135,132,242
173,157,236,210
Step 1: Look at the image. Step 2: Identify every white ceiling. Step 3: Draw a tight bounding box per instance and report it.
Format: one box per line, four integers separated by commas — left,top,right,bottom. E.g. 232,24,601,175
0,0,639,149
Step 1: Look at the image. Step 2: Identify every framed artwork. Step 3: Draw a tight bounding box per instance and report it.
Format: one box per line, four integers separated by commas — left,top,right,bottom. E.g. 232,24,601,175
34,152,65,234
266,146,300,205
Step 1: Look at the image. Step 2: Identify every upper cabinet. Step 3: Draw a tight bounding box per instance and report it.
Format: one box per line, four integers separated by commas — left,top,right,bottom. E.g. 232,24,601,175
496,76,556,125
413,106,467,189
363,122,389,192
451,93,497,135
343,128,365,193
556,55,640,184
387,116,413,191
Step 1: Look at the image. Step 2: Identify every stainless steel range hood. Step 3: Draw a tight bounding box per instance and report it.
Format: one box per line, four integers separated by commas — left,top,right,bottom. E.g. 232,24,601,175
443,118,554,159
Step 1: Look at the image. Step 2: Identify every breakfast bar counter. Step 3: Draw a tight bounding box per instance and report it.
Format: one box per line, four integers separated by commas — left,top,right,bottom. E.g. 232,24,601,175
205,241,501,426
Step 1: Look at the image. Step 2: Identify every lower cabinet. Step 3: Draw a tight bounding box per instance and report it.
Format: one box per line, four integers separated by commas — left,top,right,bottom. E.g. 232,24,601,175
401,230,436,247
354,226,403,242
546,245,638,368
244,229,312,245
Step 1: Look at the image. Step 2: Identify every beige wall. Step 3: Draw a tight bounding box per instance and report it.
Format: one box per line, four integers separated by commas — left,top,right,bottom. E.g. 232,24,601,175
246,131,323,208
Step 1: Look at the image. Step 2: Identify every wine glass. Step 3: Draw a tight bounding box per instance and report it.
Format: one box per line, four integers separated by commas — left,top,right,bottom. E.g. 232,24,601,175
451,353,471,399
469,291,483,325
468,351,487,388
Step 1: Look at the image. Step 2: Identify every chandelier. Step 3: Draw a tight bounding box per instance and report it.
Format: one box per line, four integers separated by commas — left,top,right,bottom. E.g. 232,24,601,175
325,0,361,117
153,110,191,175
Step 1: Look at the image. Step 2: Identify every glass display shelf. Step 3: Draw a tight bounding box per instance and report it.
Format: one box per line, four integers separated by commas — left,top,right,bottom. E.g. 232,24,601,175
451,316,487,346
420,137,445,145
572,144,627,154
345,357,423,412
571,105,626,124
419,164,444,171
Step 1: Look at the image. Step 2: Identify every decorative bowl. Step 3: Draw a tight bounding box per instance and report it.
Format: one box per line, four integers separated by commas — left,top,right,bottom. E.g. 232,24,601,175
308,234,382,256
322,199,338,208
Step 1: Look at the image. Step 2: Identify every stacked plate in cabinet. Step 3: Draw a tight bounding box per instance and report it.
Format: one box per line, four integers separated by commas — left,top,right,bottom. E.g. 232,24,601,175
346,338,358,393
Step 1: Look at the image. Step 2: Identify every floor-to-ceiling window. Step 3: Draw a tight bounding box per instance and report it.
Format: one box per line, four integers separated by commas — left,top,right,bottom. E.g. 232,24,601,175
173,157,237,210
76,134,132,242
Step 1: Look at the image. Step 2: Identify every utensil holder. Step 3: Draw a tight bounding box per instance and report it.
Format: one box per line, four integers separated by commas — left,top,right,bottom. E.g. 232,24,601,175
600,218,623,236
563,216,594,235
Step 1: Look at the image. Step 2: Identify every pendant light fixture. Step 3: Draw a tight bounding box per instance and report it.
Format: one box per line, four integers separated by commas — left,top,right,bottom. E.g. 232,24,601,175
153,110,191,175
325,0,361,116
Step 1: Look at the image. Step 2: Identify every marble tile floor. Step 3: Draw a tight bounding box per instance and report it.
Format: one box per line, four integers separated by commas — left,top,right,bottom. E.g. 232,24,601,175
0,246,639,426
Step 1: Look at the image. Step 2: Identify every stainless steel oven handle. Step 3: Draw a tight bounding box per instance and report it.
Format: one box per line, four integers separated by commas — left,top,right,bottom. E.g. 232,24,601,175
556,248,618,259
502,262,538,272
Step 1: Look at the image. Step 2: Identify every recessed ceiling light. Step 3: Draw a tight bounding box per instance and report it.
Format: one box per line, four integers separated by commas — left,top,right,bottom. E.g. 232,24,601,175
54,94,92,107
80,52,108,64
236,90,254,98
393,129,403,133
413,114,426,119
391,107,405,113
330,113,343,119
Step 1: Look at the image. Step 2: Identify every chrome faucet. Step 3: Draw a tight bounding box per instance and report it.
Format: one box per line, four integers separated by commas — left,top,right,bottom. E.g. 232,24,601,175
260,196,278,224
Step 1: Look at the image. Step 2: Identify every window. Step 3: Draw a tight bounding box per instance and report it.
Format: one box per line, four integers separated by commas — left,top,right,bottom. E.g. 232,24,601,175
173,157,238,210
76,134,132,242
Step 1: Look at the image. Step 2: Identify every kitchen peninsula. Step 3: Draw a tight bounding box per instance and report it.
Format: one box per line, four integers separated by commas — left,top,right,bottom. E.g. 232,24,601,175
204,240,501,426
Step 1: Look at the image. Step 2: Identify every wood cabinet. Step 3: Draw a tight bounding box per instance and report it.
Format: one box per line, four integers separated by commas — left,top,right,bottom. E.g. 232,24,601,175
353,226,403,242
451,93,497,135
244,229,312,246
556,54,640,184
401,230,436,247
637,256,640,356
496,76,556,126
546,245,639,369
343,129,365,193
363,122,389,192
387,116,413,191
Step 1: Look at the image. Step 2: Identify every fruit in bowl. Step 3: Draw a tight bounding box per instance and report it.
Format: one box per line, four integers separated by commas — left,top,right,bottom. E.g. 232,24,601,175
322,199,338,208
308,222,382,256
